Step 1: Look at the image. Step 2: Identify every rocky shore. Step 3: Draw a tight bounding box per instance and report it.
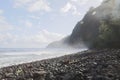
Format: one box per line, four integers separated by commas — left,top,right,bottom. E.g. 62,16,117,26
0,49,120,80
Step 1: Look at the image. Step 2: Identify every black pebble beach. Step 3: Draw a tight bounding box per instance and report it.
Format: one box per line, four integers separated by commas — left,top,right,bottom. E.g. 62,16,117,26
0,49,120,80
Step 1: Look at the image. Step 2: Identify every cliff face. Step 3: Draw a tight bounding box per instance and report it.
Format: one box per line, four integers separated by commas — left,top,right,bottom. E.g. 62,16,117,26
69,8,101,48
48,0,120,49
68,0,120,48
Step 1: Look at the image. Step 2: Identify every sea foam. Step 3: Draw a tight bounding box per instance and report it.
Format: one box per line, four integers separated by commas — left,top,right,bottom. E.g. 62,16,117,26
0,48,87,68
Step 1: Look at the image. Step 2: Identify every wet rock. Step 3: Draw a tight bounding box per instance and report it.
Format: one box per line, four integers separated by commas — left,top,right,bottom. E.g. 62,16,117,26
33,70,47,80
0,49,120,80
5,73,16,78
92,75,110,80
0,74,2,79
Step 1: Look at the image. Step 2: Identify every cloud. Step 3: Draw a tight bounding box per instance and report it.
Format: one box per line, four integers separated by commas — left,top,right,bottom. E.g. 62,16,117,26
0,9,3,14
61,0,103,16
28,0,51,12
14,0,32,7
61,2,73,13
37,30,65,43
0,21,13,31
0,10,13,32
70,0,103,6
13,0,51,12
0,33,14,45
0,30,66,48
60,2,81,16
25,20,33,27
29,15,40,20
70,0,89,5
71,5,81,15
71,0,89,5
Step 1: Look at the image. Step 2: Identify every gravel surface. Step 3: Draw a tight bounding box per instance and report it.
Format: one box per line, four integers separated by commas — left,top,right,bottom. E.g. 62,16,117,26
0,49,120,80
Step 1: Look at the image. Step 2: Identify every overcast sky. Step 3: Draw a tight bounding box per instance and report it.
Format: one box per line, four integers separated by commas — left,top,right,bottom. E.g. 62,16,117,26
0,0,103,48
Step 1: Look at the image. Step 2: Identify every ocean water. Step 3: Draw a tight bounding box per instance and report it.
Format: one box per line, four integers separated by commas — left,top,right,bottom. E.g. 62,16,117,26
0,48,86,68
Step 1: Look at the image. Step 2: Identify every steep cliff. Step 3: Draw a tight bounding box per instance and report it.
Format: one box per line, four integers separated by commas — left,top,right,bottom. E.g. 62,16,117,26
68,0,120,48
48,0,120,49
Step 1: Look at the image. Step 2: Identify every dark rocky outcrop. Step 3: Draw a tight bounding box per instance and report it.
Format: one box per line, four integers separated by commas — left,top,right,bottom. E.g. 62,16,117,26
69,0,120,49
48,0,120,49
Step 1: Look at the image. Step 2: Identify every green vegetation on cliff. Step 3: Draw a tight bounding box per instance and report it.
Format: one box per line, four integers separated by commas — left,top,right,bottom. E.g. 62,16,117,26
93,19,120,48
48,0,120,49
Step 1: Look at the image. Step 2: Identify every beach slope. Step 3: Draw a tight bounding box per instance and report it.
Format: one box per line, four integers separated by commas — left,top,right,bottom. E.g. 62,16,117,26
0,49,120,80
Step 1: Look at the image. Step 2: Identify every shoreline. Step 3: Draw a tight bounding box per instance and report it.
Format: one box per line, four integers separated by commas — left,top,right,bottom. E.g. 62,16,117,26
0,48,86,68
0,49,120,80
